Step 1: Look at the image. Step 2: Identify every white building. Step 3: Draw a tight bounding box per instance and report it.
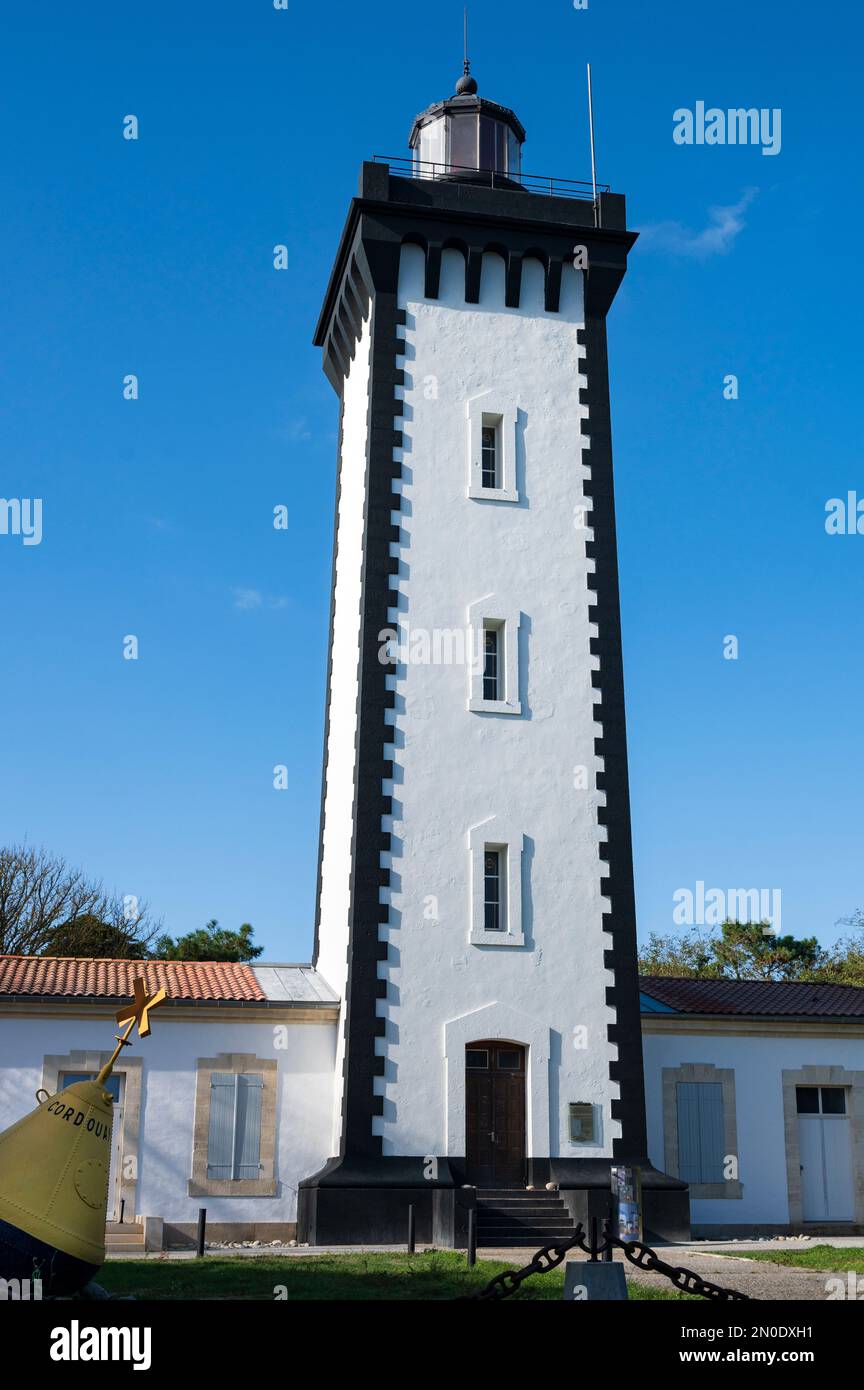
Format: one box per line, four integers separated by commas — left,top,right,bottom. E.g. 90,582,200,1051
641,976,864,1237
1,959,861,1247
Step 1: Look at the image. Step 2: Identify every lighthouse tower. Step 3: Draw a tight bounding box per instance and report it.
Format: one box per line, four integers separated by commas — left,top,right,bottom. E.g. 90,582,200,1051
299,64,688,1245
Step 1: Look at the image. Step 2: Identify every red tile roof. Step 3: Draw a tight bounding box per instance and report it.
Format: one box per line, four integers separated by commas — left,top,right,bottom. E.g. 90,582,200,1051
0,956,265,1003
640,975,864,1018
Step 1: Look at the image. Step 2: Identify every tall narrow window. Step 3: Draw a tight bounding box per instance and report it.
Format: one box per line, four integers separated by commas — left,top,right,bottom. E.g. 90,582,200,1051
483,625,500,701
468,397,518,503
484,848,505,931
481,424,499,489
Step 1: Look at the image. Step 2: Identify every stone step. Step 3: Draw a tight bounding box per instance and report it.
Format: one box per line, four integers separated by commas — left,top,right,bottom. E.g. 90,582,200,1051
478,1218,570,1233
478,1199,568,1212
475,1190,564,1200
479,1221,575,1236
477,1233,575,1247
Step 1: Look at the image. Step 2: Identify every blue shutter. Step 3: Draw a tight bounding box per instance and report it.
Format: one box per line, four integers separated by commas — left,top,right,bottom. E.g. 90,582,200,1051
677,1082,725,1183
235,1074,263,1180
207,1073,236,1179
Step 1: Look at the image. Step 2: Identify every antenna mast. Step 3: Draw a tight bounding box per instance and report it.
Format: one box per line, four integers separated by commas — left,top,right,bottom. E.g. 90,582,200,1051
587,62,600,228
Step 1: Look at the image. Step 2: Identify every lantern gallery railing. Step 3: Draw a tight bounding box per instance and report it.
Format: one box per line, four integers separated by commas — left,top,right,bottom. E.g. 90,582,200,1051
374,155,609,202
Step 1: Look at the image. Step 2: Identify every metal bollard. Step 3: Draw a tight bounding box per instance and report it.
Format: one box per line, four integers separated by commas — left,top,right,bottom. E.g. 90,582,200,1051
407,1203,416,1254
467,1206,477,1267
196,1207,207,1257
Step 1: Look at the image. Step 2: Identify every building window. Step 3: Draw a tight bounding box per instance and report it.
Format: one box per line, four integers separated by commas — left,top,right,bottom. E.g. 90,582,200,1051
468,598,521,716
207,1073,264,1180
467,395,519,502
481,423,499,489
466,1048,489,1070
189,1052,278,1198
796,1086,846,1116
497,1049,523,1071
484,848,505,931
569,1103,596,1143
469,817,525,947
662,1063,742,1200
483,624,500,700
676,1081,725,1185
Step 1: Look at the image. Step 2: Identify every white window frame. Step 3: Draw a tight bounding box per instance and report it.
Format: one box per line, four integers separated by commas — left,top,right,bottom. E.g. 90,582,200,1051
467,393,519,502
467,596,521,716
469,817,524,946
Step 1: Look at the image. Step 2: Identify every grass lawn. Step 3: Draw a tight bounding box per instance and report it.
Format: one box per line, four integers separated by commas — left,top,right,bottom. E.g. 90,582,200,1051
95,1251,693,1301
717,1245,864,1275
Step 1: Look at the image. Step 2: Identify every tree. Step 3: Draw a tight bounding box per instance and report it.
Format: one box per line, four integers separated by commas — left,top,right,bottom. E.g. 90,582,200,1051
44,913,152,960
638,920,826,982
812,911,864,986
637,927,720,979
0,844,157,957
154,920,262,963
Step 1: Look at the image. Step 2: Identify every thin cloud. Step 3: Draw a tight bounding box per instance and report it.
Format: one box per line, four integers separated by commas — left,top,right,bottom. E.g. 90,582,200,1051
233,588,263,610
232,587,288,612
277,417,313,443
639,189,757,260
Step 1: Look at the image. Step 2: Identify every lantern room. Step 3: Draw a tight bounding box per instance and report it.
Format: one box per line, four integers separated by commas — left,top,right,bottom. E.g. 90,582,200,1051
408,66,525,182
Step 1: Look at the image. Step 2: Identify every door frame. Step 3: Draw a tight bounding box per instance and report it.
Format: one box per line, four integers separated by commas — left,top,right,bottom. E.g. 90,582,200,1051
444,1002,551,1162
782,1065,864,1228
465,1040,527,1186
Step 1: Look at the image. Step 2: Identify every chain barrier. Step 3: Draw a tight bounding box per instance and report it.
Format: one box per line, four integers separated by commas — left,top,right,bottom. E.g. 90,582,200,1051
463,1220,751,1302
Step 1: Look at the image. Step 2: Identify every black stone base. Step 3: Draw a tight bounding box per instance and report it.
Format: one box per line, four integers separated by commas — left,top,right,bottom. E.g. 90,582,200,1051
298,1155,689,1247
0,1217,100,1296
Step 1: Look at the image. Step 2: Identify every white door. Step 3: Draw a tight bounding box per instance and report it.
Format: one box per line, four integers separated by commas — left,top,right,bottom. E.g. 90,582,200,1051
107,1082,125,1221
61,1072,125,1222
796,1086,854,1222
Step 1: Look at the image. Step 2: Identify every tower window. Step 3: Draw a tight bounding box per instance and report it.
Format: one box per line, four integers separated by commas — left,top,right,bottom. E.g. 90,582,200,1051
469,817,525,947
467,397,518,503
467,599,521,716
481,424,499,489
483,624,500,700
484,847,505,931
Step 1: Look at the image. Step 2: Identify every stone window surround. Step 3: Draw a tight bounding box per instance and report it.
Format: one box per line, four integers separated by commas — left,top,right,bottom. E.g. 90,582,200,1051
467,595,522,716
468,815,525,947
42,1049,142,1221
662,1062,743,1200
467,392,519,502
781,1064,864,1227
189,1053,278,1198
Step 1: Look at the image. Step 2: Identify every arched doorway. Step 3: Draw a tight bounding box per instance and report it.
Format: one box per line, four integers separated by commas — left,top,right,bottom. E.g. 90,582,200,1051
465,1041,526,1187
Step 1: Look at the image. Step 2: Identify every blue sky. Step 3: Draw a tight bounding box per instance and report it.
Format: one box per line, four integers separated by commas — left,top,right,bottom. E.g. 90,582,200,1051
1,1,861,961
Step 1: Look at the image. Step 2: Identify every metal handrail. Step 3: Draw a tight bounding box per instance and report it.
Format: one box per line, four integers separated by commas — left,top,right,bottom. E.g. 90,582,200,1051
373,154,609,202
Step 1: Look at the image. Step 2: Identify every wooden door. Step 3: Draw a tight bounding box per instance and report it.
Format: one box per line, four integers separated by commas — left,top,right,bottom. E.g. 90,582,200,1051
465,1041,526,1186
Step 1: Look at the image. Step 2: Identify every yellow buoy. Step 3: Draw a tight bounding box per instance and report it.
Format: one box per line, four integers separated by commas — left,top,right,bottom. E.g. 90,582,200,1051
0,977,166,1293
0,1079,115,1266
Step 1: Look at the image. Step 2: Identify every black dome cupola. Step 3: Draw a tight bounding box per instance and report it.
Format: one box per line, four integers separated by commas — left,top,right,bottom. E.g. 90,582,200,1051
408,63,525,180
